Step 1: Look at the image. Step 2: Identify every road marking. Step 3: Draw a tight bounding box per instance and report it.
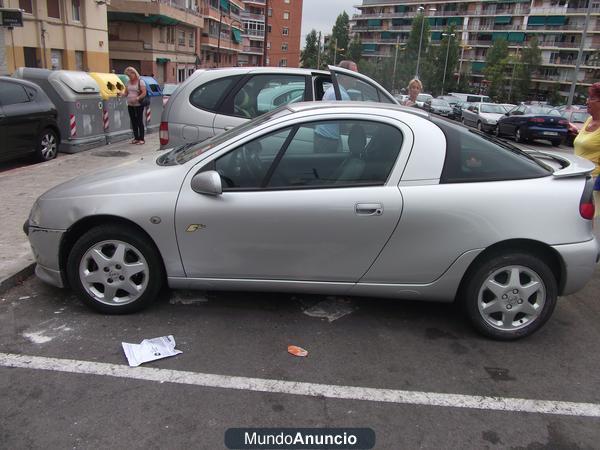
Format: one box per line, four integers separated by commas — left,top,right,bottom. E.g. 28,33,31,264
1,352,599,418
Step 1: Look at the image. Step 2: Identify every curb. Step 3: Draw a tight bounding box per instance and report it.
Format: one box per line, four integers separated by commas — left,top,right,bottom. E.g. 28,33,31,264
0,263,36,295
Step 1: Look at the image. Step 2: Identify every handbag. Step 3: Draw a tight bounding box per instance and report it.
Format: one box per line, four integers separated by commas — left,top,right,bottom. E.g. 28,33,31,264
138,80,150,107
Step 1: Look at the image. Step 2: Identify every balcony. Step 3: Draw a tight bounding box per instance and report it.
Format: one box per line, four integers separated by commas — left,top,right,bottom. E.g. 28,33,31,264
108,0,204,28
241,11,264,21
242,45,263,54
242,29,264,38
467,23,524,31
244,0,265,4
201,34,242,51
361,37,409,44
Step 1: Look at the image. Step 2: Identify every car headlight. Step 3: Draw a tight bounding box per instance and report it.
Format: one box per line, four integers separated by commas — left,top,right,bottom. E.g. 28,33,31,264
29,199,42,227
483,118,497,125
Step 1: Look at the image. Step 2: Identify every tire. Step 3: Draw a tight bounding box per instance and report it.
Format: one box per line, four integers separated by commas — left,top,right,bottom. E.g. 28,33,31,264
67,224,163,314
35,128,59,162
551,140,562,147
494,125,501,137
477,121,483,131
515,128,526,143
461,252,558,340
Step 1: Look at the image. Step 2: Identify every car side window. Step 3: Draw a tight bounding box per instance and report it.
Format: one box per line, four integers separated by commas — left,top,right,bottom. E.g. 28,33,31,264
268,119,403,188
189,76,240,112
439,122,552,183
0,81,30,106
214,128,293,189
233,74,306,119
334,73,381,103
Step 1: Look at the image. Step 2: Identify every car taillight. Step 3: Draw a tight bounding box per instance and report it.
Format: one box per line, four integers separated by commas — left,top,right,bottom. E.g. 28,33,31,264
159,122,169,146
529,117,545,123
558,119,568,126
580,177,595,220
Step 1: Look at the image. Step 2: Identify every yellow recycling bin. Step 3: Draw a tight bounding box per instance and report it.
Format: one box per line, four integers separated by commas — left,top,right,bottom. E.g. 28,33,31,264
89,72,131,143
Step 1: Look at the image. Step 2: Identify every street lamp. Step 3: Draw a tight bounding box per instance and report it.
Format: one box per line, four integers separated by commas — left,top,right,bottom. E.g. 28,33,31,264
415,5,437,79
441,32,455,96
392,36,406,93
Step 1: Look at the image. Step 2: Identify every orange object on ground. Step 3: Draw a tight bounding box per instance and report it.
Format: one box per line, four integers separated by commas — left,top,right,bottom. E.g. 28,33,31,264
287,345,308,357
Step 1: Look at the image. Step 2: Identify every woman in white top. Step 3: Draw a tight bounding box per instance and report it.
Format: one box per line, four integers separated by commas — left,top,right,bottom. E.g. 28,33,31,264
121,67,147,145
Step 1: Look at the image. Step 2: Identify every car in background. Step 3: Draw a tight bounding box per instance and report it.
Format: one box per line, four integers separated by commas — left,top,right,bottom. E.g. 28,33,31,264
423,98,453,117
560,108,590,146
0,76,60,163
415,93,433,108
495,105,568,146
162,83,178,106
501,103,517,112
159,66,398,149
452,100,470,121
461,103,507,132
25,102,599,340
448,92,492,103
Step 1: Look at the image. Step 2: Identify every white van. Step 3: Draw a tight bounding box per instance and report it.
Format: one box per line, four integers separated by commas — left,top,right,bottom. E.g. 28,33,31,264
449,92,491,103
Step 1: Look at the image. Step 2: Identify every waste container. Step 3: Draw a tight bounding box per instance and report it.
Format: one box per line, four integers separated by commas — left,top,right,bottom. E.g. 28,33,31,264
89,72,132,144
13,68,106,153
116,74,129,86
140,76,163,134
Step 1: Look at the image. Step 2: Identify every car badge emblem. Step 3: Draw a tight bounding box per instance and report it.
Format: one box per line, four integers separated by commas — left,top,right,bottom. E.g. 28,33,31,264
186,224,206,232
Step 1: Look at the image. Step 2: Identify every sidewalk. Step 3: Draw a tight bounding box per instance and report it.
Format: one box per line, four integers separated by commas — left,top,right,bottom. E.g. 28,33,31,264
0,135,161,292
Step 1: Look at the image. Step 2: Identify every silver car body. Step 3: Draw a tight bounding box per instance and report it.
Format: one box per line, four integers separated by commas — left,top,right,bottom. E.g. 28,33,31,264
160,66,398,149
462,103,507,131
28,103,599,304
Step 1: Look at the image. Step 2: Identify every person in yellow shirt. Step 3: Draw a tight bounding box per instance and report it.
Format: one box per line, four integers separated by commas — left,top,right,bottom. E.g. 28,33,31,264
574,82,600,217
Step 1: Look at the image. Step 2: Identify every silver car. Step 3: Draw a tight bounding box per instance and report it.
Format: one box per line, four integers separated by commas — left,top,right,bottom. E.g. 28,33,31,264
461,103,508,132
159,66,398,149
25,103,599,340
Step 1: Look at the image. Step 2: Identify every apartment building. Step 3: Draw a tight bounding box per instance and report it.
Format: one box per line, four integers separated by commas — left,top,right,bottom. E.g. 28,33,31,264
198,0,243,68
2,0,110,73
239,0,266,66
266,0,302,67
351,0,600,98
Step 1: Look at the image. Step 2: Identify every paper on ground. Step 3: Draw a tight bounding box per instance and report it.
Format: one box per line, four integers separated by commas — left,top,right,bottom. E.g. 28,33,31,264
122,335,182,367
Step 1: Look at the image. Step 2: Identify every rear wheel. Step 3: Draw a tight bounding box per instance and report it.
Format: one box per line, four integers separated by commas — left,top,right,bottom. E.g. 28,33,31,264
67,224,163,314
494,125,501,137
551,139,562,147
515,128,526,143
461,252,557,340
477,121,483,131
35,128,58,162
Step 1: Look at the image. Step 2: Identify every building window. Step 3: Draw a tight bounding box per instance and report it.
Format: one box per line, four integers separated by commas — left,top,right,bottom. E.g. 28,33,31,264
279,59,288,67
267,41,271,49
167,27,175,44
47,0,61,18
268,25,272,33
159,26,166,43
72,0,80,21
75,51,84,70
268,8,272,16
178,68,186,82
189,30,195,46
178,30,185,46
281,42,288,51
284,0,290,3
50,49,63,69
282,27,289,36
283,11,289,20
19,0,33,14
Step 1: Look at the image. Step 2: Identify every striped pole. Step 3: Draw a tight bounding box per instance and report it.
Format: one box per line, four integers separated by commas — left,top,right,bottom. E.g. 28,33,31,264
69,114,77,137
103,108,109,130
146,105,151,124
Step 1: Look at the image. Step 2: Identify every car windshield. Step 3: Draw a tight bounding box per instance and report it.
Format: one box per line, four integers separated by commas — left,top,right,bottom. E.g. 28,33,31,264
432,99,450,107
527,106,560,116
417,94,432,102
571,112,590,123
162,84,177,95
157,107,293,166
480,104,506,114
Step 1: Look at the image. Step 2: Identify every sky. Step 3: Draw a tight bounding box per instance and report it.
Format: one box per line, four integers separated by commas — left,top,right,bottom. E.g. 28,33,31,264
300,0,360,48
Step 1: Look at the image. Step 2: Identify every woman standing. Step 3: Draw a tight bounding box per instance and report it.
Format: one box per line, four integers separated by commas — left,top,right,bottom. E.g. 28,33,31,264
574,82,600,217
122,67,147,145
402,78,423,107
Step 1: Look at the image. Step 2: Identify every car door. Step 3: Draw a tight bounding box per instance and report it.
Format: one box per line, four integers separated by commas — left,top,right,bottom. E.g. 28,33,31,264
212,73,310,135
329,66,398,104
505,105,525,135
0,80,39,158
175,115,408,284
462,105,475,126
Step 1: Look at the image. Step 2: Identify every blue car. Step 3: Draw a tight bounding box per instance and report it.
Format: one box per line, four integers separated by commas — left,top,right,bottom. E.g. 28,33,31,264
495,105,568,146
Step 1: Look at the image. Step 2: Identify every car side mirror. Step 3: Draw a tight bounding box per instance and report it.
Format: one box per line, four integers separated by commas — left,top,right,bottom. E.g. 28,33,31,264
191,170,222,196
473,108,479,113
505,112,510,116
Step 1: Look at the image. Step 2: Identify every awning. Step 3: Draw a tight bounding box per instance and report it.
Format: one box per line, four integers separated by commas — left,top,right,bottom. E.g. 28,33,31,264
528,16,546,26
156,58,171,63
546,15,566,25
492,32,509,41
231,28,242,43
367,19,382,27
395,5,406,12
220,0,230,12
472,61,486,72
494,16,512,24
381,31,393,39
431,31,442,40
508,32,525,42
107,12,179,25
362,43,377,52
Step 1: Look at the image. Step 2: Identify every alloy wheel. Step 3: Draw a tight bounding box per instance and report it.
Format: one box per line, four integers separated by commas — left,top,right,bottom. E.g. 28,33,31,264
40,132,58,160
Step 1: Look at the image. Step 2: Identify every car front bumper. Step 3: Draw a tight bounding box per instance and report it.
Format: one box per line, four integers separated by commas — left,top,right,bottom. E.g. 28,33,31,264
553,237,600,296
25,222,65,288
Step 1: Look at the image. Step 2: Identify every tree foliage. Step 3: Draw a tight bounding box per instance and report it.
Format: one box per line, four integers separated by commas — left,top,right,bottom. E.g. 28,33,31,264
347,34,362,65
420,27,460,95
328,12,350,65
484,39,510,101
511,37,542,102
300,29,320,69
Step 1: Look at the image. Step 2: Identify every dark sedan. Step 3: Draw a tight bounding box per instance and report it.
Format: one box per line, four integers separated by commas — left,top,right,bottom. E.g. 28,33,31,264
495,105,568,146
0,77,60,163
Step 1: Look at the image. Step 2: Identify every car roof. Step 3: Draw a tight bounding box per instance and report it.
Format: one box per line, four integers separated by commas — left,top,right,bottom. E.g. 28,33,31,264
0,75,42,90
194,66,329,77
286,100,429,118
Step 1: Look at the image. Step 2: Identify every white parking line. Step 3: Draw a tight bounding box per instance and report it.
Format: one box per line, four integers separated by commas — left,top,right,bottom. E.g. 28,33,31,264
2,352,600,418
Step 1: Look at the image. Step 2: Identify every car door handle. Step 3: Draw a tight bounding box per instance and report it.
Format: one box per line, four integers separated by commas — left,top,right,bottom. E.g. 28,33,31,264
355,203,383,216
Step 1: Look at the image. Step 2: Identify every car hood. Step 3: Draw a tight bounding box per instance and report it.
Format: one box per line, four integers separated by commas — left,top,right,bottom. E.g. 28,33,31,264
39,155,186,201
480,112,504,121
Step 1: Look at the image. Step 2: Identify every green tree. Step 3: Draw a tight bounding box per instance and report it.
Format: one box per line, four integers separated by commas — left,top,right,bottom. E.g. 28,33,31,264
328,11,350,64
546,82,563,105
401,13,431,84
484,39,510,101
347,34,362,65
421,28,459,95
511,37,542,103
300,30,320,69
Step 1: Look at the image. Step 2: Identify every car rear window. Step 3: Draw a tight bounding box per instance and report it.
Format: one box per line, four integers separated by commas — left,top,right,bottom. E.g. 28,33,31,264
435,119,552,183
189,75,241,112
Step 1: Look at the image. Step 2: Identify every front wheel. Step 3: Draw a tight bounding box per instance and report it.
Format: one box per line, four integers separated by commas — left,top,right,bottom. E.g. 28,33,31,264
461,252,558,340
477,121,483,131
36,128,58,162
67,224,163,314
494,125,501,137
551,139,562,147
515,128,526,143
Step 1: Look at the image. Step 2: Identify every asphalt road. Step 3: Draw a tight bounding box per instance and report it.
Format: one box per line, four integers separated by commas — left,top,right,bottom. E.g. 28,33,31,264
2,121,599,449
